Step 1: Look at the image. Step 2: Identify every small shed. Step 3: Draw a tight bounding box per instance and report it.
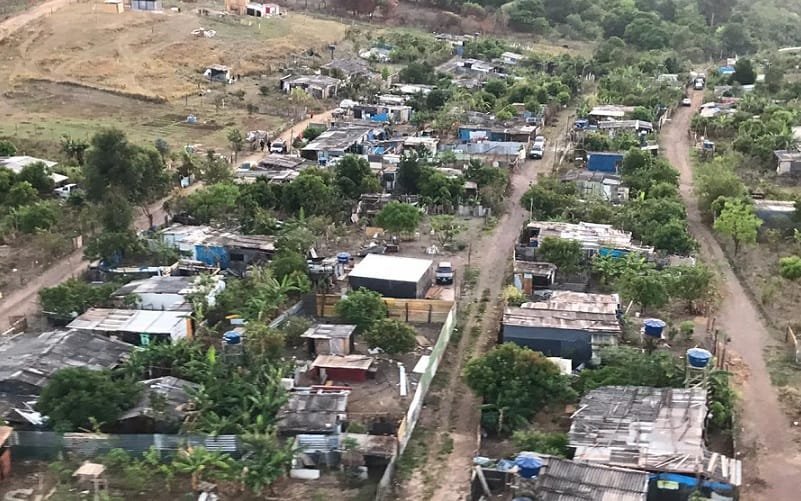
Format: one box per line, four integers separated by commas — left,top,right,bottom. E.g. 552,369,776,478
130,0,161,11
586,152,624,173
513,261,556,294
301,324,356,357
310,355,375,383
774,150,801,175
100,0,124,13
276,390,349,435
348,254,434,299
204,65,233,84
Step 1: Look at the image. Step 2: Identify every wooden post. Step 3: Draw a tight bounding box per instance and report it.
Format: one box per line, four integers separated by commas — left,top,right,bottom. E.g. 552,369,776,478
405,302,409,322
428,304,432,324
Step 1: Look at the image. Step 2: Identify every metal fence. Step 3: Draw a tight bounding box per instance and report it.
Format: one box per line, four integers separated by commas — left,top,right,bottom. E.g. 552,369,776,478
10,431,241,460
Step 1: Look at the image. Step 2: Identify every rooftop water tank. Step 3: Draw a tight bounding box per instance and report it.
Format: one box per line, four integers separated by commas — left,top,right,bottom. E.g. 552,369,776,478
337,252,351,264
687,348,713,369
223,331,242,345
514,452,543,479
643,319,666,338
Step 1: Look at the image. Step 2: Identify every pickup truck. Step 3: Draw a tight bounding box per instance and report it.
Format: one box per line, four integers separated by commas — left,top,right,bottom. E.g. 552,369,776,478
529,143,544,159
270,139,287,154
435,261,454,285
54,183,79,199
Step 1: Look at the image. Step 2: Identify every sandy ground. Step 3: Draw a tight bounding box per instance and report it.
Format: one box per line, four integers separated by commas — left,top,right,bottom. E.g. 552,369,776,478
663,90,801,497
394,109,574,500
0,3,348,100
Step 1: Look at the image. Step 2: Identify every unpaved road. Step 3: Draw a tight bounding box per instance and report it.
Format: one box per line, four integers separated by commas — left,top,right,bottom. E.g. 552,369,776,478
396,113,572,500
663,91,801,496
0,0,73,43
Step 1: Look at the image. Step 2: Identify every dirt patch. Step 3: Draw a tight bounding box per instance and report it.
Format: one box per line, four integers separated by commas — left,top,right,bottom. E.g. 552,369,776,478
0,6,348,100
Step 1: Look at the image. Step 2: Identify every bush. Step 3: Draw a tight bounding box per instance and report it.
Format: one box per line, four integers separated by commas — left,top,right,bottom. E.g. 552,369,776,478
336,288,388,333
281,316,313,347
364,319,417,354
511,430,569,457
779,255,801,280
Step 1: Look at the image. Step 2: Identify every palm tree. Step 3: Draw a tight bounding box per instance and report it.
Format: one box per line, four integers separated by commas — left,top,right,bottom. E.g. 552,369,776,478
172,446,233,491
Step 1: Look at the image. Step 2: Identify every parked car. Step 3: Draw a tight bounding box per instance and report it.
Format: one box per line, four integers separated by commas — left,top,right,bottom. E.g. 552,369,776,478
435,261,454,285
681,97,692,106
533,135,546,146
529,144,544,159
54,183,79,199
270,139,287,154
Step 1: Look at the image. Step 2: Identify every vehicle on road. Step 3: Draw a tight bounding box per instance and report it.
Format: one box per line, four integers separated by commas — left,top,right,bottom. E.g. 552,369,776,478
270,139,287,154
693,77,705,90
529,143,544,159
681,97,692,106
54,183,79,199
435,261,454,285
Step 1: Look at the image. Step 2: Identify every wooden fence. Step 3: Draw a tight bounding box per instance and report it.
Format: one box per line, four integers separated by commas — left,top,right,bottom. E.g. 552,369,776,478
316,294,454,324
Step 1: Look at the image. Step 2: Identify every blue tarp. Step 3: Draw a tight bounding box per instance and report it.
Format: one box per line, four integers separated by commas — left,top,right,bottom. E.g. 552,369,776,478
195,244,229,269
370,112,390,123
719,65,736,75
587,151,624,173
649,472,735,493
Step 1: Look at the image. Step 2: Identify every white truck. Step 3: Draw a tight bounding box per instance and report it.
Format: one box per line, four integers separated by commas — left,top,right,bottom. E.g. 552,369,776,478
54,183,79,199
529,136,546,159
270,138,287,154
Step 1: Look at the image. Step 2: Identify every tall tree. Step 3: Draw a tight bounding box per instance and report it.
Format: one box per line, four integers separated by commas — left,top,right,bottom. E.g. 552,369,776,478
618,267,669,314
536,237,583,273
335,288,388,334
227,128,244,162
713,200,761,255
335,155,379,200
60,136,89,166
17,161,54,194
375,201,421,235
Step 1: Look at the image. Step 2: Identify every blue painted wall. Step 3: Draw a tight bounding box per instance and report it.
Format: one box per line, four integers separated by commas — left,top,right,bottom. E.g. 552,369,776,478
587,152,624,173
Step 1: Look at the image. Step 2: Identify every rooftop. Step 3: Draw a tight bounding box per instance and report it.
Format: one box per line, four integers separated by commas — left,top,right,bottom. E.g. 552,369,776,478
526,221,653,254
504,303,621,334
0,330,133,392
311,354,375,371
301,324,357,341
113,276,198,297
276,390,349,433
162,223,275,252
0,155,57,174
256,154,308,170
596,119,653,131
322,58,376,77
569,386,741,486
283,74,341,88
588,106,635,118
348,254,433,283
303,126,374,152
513,261,557,276
521,455,649,501
560,170,622,184
67,308,187,337
774,149,801,161
118,376,199,422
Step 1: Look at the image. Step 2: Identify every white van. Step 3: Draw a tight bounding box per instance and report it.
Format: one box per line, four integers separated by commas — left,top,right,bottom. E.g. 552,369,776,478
54,183,78,199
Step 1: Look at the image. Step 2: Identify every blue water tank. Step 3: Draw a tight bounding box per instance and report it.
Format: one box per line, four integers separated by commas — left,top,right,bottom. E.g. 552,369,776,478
687,348,712,368
337,252,351,264
514,452,543,479
223,331,242,345
643,319,666,338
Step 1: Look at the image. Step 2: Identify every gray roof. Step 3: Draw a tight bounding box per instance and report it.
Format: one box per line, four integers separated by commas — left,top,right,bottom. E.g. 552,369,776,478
276,390,349,433
569,386,742,486
322,58,376,78
0,330,133,393
302,126,374,153
119,376,199,423
301,324,356,341
503,292,621,334
256,154,308,170
522,456,648,501
774,149,801,162
162,223,275,252
513,261,557,277
67,308,188,337
113,276,196,297
560,170,622,184
284,74,341,88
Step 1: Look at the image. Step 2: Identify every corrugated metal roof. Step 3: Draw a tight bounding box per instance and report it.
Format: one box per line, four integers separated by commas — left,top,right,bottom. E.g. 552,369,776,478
527,456,648,501
301,324,356,340
311,355,374,371
348,254,433,283
67,309,187,337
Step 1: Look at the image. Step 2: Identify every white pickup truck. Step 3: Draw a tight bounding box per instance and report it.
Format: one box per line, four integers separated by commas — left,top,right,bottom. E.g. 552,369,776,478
435,261,454,285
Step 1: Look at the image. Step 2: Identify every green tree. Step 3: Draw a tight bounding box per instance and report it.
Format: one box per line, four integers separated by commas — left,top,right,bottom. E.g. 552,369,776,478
618,267,669,314
779,255,801,280
365,318,417,354
375,201,421,235
666,264,714,310
520,178,577,219
335,288,388,334
398,62,436,84
172,446,233,492
84,230,144,262
0,139,17,156
713,200,761,255
303,126,325,141
245,321,287,359
17,161,54,193
574,346,683,393
764,64,784,94
172,183,239,224
335,155,379,200
6,181,39,208
396,152,426,194
14,201,59,233
536,237,583,273
227,128,244,162
511,430,569,457
731,58,756,85
36,368,141,431
430,215,464,248
271,250,308,282
60,136,89,166
276,220,316,255
281,171,337,216
238,432,294,495
695,157,747,214
464,343,576,434
154,138,170,163
202,150,233,185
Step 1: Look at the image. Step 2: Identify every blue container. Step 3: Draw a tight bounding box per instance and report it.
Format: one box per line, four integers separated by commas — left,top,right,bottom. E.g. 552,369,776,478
643,319,666,338
223,331,242,345
687,348,712,368
337,252,351,264
514,452,543,478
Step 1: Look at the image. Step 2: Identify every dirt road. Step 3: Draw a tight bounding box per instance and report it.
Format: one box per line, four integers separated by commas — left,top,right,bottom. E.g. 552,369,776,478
0,0,73,43
663,91,801,496
396,114,572,500
238,109,337,166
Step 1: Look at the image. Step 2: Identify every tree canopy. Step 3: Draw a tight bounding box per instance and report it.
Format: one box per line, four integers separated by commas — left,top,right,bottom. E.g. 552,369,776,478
375,201,421,235
335,288,388,333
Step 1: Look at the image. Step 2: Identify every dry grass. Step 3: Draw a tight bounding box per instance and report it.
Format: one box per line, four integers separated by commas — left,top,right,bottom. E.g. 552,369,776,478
0,6,348,100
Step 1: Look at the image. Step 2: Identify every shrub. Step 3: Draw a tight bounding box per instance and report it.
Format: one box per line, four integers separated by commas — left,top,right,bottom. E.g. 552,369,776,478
336,288,388,333
364,319,417,354
779,255,801,280
511,430,569,457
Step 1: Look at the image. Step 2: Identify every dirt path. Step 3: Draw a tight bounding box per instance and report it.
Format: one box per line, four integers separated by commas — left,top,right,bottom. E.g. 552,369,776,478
238,109,337,166
396,113,572,501
0,0,74,43
663,91,801,496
